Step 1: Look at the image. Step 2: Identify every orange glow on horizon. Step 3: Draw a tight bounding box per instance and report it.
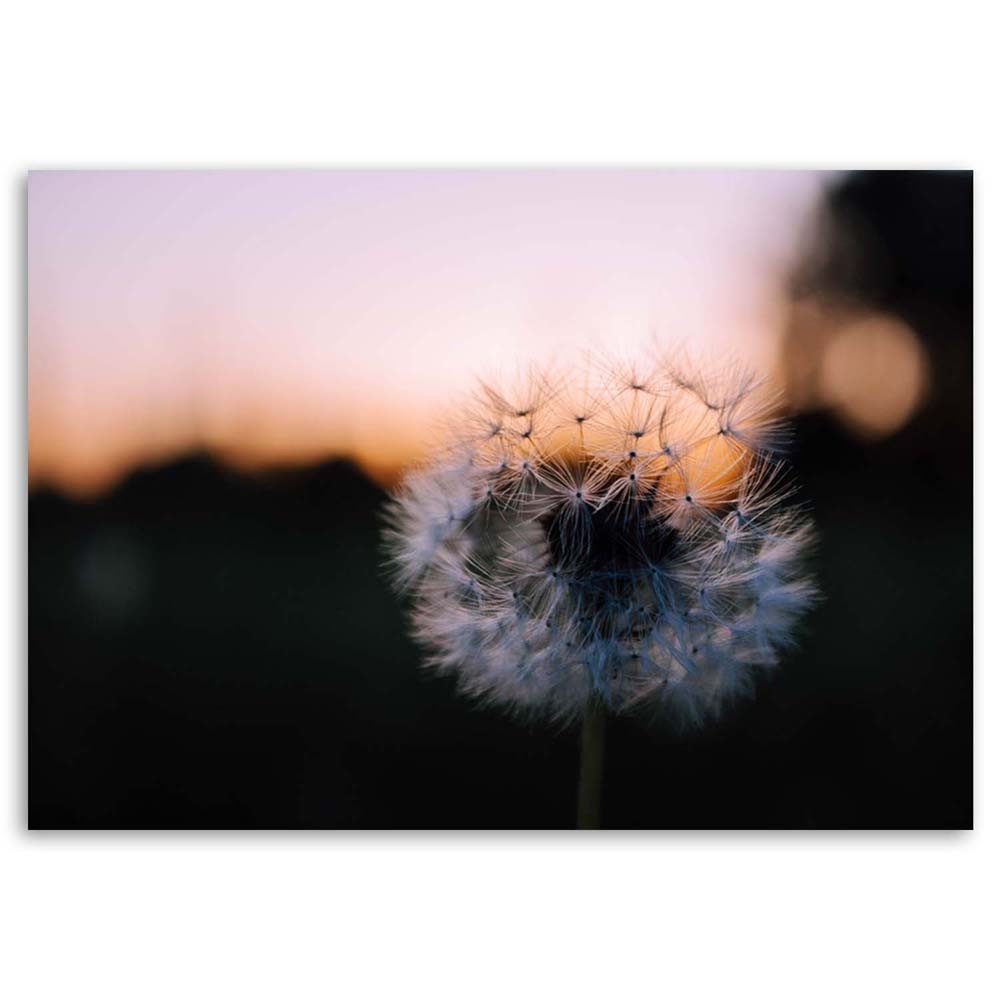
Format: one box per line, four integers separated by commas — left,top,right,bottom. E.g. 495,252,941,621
28,170,834,497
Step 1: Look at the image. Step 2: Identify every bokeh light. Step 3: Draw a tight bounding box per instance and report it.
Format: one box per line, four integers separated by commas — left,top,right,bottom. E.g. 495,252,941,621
818,313,929,438
780,300,930,440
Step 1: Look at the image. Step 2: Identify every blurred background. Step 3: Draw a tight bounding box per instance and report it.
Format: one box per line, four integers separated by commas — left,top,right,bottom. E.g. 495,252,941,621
28,169,971,829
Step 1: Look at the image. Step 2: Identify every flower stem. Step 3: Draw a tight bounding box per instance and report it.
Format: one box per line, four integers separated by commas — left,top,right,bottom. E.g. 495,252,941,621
576,695,606,829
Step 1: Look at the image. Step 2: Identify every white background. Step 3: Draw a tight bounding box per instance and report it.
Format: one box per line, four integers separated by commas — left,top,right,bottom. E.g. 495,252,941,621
3,3,995,998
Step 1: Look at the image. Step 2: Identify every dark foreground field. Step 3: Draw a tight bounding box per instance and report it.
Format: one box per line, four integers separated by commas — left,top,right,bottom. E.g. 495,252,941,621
29,415,971,829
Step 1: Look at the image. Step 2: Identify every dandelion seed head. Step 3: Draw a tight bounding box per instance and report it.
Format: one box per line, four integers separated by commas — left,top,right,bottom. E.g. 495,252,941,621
384,355,816,727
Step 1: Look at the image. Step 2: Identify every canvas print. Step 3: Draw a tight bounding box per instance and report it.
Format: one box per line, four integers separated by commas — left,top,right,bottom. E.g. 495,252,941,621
28,169,972,829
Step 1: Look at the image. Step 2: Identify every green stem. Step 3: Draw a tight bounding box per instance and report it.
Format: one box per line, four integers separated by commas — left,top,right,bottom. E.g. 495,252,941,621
576,695,606,829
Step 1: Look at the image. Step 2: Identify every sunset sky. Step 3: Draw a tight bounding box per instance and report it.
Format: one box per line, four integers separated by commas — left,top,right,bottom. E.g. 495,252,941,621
28,170,832,495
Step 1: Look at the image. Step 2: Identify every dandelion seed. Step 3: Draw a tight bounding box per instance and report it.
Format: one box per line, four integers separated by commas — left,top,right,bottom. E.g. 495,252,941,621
385,354,816,739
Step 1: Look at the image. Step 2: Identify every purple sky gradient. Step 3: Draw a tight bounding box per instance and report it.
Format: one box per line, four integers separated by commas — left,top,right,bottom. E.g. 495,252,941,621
28,170,832,494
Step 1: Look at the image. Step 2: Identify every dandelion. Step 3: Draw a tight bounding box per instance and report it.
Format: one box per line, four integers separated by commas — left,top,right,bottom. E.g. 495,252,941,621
384,354,816,826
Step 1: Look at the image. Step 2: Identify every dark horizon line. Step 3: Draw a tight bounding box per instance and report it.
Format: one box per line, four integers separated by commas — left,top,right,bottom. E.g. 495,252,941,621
28,447,406,503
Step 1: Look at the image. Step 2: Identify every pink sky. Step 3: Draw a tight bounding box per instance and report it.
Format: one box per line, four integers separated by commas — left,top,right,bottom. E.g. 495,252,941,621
28,170,831,494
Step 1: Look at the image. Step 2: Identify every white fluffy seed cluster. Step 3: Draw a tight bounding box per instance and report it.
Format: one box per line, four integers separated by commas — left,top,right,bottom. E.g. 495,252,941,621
384,357,816,727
